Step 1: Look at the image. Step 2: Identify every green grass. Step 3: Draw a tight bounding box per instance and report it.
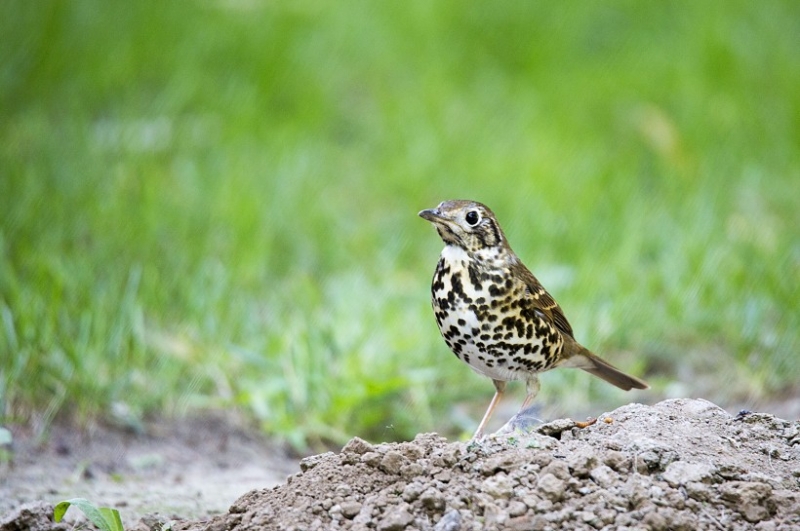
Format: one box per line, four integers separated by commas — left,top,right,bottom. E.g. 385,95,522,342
1,1,798,448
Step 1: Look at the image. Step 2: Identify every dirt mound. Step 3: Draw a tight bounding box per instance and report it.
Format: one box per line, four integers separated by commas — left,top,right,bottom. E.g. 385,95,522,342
184,399,798,531
2,399,798,531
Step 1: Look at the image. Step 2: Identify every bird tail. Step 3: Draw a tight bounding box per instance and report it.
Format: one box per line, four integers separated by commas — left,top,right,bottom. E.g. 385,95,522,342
561,345,649,391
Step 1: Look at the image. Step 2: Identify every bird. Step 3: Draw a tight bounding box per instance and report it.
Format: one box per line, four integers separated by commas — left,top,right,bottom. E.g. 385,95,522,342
419,199,648,439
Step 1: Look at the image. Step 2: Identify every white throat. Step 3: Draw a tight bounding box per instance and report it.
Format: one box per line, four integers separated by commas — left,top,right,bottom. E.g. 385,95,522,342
440,244,471,264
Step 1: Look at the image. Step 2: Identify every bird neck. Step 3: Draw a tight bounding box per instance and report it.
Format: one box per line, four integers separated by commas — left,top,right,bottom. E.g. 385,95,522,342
441,243,517,270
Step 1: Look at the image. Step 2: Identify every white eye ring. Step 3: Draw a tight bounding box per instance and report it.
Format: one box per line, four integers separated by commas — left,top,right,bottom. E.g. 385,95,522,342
465,210,480,226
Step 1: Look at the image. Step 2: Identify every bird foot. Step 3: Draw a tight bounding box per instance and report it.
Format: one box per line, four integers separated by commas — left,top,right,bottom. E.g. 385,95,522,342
493,407,544,437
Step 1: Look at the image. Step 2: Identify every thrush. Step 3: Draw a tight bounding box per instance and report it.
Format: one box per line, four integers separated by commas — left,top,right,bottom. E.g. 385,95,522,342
419,199,648,439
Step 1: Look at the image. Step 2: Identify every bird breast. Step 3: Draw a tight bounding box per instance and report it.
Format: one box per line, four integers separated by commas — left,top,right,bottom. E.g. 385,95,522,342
431,245,563,382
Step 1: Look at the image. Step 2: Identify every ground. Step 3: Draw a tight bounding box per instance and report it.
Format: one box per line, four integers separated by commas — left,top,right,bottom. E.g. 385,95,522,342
2,399,799,531
0,414,295,528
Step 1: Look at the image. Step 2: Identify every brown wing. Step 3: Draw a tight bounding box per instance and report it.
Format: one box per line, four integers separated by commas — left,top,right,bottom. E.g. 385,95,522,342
514,263,575,339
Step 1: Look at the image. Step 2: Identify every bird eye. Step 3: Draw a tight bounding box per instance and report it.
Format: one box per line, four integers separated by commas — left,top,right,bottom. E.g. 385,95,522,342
465,210,480,226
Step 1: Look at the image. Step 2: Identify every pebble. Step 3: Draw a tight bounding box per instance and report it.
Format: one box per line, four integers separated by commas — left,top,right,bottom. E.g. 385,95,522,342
589,464,617,488
361,452,383,468
420,487,445,511
541,459,570,480
566,448,598,477
537,473,566,502
662,461,716,487
340,501,363,519
602,450,630,472
401,463,425,478
433,509,461,531
481,472,514,498
718,481,774,522
402,482,424,502
507,500,527,517
381,451,407,475
377,504,415,531
342,437,376,455
299,452,335,472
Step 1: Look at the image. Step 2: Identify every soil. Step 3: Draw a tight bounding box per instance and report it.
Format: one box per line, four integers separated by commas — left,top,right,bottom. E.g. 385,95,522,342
0,414,294,529
2,399,799,531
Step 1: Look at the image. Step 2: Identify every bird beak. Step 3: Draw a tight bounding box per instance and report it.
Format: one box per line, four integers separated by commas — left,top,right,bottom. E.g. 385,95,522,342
418,208,443,223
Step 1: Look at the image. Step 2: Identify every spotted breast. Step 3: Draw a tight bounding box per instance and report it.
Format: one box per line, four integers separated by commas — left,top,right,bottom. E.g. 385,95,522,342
431,244,563,382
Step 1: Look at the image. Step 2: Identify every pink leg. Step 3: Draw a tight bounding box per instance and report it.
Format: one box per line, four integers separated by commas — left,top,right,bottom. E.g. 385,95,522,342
472,379,507,440
518,376,540,413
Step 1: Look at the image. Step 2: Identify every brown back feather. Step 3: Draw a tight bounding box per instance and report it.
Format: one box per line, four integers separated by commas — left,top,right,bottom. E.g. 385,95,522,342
514,263,575,339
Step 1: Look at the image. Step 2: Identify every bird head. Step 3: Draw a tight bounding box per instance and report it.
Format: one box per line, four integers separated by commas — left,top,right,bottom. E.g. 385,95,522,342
418,200,509,255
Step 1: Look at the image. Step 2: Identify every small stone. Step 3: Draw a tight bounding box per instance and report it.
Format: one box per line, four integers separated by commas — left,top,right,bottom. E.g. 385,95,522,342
529,515,549,529
534,498,553,512
377,504,414,531
335,484,352,497
598,509,616,525
541,459,571,480
755,522,777,531
537,418,579,438
299,452,335,472
482,501,506,526
520,493,541,509
641,509,668,531
505,515,537,531
420,487,445,511
719,481,774,522
628,438,678,473
603,450,630,472
684,481,711,502
361,452,383,468
438,445,462,467
567,449,598,477
433,509,461,531
342,437,375,455
614,511,635,527
507,500,528,517
340,501,363,519
434,469,452,482
482,453,530,475
401,463,425,479
667,397,728,419
623,476,651,509
589,465,617,488
381,451,407,475
353,504,374,525
537,473,566,501
661,507,700,531
662,461,716,487
649,484,664,499
402,482,424,503
529,452,553,469
481,472,514,498
398,443,425,460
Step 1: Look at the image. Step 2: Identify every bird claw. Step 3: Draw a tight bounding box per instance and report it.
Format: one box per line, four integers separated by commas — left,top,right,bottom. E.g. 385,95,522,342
493,408,544,437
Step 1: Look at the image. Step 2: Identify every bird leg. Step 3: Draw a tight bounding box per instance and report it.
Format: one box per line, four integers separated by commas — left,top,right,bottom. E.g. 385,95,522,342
518,375,541,413
472,379,506,440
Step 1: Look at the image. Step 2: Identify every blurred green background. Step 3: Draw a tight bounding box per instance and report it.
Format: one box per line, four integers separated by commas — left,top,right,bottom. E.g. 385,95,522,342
1,1,798,449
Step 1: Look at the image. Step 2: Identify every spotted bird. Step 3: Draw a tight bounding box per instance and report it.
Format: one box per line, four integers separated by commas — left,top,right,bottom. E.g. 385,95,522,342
419,200,648,439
